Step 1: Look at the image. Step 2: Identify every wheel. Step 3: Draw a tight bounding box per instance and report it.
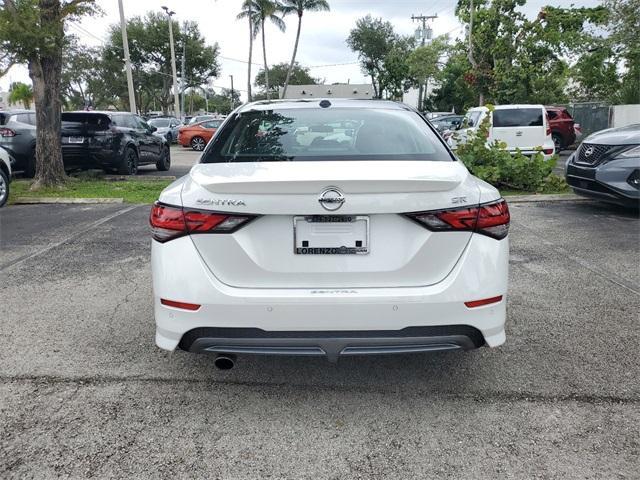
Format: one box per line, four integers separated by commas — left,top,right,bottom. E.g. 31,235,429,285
156,146,171,171
118,147,138,175
24,148,36,178
166,132,173,143
552,133,563,152
0,169,9,207
190,136,206,151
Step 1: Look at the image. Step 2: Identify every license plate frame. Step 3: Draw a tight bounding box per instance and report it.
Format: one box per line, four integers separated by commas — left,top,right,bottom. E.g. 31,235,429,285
293,215,369,255
64,136,85,144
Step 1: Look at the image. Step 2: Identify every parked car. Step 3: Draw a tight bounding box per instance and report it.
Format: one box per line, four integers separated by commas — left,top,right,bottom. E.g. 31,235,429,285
187,115,217,125
148,117,181,143
150,99,510,368
0,146,12,207
425,111,454,120
177,119,222,151
453,105,555,160
565,124,640,208
546,106,579,152
0,109,37,177
61,111,171,175
430,114,464,133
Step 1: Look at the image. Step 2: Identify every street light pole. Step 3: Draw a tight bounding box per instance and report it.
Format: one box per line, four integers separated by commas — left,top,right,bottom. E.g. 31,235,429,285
118,0,136,114
180,26,186,117
162,6,181,119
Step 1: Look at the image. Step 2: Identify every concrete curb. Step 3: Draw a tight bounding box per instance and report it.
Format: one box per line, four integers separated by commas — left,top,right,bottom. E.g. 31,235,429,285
13,197,124,205
100,175,176,181
505,193,590,204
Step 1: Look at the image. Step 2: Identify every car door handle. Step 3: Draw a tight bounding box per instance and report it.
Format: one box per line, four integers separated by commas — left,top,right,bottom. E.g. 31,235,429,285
515,131,523,136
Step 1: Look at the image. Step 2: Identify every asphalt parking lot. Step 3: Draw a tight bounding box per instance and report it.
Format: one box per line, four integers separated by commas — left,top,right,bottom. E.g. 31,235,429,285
1,198,638,478
136,145,201,178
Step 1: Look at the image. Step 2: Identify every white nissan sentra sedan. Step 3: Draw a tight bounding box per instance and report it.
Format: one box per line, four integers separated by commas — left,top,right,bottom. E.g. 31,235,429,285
150,99,509,368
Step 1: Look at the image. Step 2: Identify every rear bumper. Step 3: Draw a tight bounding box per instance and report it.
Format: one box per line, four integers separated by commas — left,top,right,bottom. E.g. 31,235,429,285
178,325,484,363
152,232,509,356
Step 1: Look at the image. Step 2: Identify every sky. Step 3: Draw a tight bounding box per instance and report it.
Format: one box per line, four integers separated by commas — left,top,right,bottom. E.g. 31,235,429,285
0,0,602,101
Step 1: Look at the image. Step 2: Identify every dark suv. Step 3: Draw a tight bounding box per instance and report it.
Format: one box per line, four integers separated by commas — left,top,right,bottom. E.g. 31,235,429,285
61,111,170,175
0,110,37,177
545,106,578,152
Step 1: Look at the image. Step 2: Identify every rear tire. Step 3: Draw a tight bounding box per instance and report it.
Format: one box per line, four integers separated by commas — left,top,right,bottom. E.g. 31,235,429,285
118,147,138,175
156,146,171,171
0,169,9,207
191,136,206,151
552,133,564,152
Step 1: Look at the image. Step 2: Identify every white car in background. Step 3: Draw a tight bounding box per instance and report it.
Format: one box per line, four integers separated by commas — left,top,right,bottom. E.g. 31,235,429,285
452,104,555,160
0,146,12,207
150,99,510,369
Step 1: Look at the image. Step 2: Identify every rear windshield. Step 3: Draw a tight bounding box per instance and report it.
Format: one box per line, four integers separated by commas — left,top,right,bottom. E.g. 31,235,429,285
201,107,451,163
493,108,543,127
61,113,111,130
149,118,170,127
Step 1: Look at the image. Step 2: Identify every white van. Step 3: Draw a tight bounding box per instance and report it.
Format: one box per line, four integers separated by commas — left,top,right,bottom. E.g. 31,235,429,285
452,105,555,160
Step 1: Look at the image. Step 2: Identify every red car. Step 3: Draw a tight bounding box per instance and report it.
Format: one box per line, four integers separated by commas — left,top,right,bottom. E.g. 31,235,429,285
177,119,223,151
545,106,581,152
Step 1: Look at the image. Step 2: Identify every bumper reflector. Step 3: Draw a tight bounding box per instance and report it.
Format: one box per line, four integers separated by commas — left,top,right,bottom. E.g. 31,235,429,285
464,295,503,308
160,298,201,311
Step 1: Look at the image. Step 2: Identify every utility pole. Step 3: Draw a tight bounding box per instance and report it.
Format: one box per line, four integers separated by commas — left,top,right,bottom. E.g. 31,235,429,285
466,0,482,106
411,13,437,111
229,75,235,112
180,25,186,118
161,6,181,119
118,0,136,114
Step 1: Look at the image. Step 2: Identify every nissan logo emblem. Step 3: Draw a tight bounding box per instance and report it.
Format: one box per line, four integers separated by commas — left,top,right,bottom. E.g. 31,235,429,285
584,146,594,157
318,187,345,211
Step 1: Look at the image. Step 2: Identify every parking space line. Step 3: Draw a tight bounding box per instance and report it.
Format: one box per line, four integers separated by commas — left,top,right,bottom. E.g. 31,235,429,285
0,205,141,271
512,220,640,296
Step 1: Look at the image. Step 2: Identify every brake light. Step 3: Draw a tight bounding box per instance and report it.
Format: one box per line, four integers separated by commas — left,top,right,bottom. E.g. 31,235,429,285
0,127,16,137
149,202,256,242
543,148,554,155
405,199,510,240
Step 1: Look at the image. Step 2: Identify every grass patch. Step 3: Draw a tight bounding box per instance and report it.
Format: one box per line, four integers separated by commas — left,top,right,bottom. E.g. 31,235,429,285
9,177,172,204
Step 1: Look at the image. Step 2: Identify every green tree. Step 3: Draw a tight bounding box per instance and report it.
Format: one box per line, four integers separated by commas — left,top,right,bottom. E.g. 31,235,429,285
61,35,100,109
407,37,449,109
255,62,317,97
455,0,607,105
245,0,286,101
279,0,329,98
427,45,476,113
237,0,258,102
346,15,397,98
8,81,33,108
0,0,98,188
97,12,220,114
379,36,415,99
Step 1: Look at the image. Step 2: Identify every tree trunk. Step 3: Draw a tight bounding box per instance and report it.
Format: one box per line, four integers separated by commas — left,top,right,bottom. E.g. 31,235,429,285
28,55,65,188
261,19,270,100
282,13,302,99
247,12,253,102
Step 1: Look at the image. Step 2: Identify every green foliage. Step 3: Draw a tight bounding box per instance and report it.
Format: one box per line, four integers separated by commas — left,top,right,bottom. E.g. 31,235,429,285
8,81,33,108
255,62,318,96
61,35,100,109
454,107,558,192
346,15,399,98
428,45,476,113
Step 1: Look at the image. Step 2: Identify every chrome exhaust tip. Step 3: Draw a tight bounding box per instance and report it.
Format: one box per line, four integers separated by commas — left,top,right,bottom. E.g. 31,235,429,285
214,354,236,370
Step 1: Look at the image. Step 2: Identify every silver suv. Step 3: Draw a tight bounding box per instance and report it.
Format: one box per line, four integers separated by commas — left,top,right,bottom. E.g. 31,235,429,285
0,110,37,177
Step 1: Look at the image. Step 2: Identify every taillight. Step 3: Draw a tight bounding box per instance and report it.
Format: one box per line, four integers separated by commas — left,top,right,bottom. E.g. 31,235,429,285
149,202,256,242
0,127,16,137
405,199,510,240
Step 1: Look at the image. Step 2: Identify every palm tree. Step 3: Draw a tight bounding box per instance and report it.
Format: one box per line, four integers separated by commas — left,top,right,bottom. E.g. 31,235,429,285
249,0,286,100
280,0,329,99
237,0,259,102
8,82,33,109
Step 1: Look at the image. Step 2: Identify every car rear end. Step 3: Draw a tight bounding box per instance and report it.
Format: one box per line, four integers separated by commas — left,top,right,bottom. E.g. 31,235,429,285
566,125,640,208
60,112,117,170
0,111,36,175
151,100,510,363
491,105,555,159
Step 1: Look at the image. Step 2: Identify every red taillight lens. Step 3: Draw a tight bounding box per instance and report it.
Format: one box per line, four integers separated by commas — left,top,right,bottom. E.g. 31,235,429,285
0,127,16,137
150,202,256,242
543,148,554,155
161,298,201,311
406,199,510,240
465,295,503,308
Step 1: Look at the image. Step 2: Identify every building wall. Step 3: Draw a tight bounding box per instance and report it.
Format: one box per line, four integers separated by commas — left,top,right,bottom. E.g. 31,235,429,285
610,105,640,128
